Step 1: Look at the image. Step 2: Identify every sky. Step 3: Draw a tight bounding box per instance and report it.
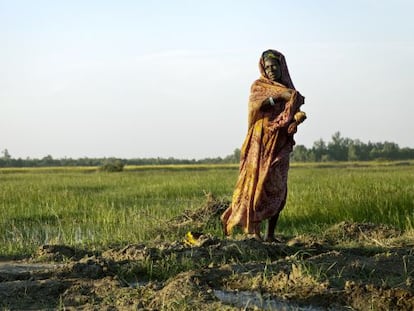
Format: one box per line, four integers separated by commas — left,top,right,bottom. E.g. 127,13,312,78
1,0,413,159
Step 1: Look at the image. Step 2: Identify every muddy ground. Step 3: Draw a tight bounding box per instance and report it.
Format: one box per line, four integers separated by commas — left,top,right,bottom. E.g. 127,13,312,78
1,201,414,310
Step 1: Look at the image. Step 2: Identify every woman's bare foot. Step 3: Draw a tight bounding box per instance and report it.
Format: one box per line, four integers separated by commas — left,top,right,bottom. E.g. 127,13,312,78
247,232,262,241
264,235,282,243
254,232,262,241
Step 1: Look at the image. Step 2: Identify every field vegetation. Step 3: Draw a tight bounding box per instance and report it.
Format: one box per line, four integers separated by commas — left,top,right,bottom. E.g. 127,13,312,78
1,161,413,258
0,161,414,310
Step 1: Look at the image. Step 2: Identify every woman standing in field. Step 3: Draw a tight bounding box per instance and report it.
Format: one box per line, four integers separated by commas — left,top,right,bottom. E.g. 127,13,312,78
221,49,306,241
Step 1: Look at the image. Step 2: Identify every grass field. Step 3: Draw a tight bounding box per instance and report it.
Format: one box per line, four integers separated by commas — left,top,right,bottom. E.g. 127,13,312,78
1,161,413,258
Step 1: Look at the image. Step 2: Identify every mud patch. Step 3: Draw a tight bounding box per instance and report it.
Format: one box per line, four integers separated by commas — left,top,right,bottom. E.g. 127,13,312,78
213,289,326,311
1,218,414,309
345,281,414,311
35,244,92,261
0,260,68,310
0,261,63,281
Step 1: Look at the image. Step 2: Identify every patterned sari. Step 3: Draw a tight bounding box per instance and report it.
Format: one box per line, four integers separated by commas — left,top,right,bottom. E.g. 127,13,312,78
221,50,305,235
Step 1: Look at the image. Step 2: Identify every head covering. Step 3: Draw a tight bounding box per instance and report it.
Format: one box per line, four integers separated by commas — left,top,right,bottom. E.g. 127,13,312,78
259,49,295,90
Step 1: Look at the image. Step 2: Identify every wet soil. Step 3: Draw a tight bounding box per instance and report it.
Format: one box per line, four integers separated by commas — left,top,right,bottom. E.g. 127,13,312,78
1,202,414,310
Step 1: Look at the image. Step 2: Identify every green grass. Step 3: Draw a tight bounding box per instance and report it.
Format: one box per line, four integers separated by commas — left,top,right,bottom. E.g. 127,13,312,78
284,164,414,234
0,167,237,257
0,162,413,257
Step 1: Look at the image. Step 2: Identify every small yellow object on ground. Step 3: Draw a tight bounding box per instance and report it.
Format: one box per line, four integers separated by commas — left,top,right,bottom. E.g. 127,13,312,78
184,231,201,246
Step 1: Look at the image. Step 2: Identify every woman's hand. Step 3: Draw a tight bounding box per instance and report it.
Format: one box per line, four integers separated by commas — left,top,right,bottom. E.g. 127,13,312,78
263,90,294,108
287,122,298,135
281,90,293,101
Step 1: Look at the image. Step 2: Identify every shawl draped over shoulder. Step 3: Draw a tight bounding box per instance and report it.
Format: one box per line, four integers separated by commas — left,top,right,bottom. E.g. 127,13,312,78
221,49,305,235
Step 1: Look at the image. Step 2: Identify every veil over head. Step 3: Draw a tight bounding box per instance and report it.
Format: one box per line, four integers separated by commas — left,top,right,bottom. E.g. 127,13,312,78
259,49,295,90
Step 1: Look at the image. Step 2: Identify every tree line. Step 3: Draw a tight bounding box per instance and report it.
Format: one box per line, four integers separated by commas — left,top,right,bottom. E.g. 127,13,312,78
1,132,413,168
0,148,241,168
291,132,414,162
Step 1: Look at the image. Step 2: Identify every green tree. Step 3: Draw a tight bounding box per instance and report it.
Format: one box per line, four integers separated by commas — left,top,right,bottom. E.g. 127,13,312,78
327,132,348,161
312,139,327,161
1,149,12,167
381,142,399,160
291,145,309,162
1,149,11,160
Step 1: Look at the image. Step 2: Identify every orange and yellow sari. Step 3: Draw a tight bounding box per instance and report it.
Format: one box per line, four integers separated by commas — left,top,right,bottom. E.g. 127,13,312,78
221,50,305,235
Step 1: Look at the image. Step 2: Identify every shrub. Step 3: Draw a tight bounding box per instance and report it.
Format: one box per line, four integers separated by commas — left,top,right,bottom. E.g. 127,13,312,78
99,159,125,172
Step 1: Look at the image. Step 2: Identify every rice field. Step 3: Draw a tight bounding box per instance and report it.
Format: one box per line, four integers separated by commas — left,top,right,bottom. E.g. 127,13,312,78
1,161,413,257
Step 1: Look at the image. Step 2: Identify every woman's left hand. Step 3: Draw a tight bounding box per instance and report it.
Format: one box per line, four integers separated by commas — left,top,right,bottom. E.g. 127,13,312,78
287,122,298,135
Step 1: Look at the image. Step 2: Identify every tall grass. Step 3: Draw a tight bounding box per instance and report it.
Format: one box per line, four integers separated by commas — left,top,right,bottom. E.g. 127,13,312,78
0,163,413,257
0,168,237,257
284,164,414,234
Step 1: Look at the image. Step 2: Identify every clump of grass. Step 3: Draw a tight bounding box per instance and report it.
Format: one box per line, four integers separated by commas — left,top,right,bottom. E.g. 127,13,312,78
118,252,208,283
157,192,229,240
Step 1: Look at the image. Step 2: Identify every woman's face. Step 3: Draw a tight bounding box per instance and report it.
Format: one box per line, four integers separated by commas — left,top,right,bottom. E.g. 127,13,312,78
264,58,282,82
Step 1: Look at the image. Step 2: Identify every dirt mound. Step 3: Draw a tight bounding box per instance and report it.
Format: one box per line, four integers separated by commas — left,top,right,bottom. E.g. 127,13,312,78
103,234,289,267
2,221,414,310
148,271,218,310
35,244,92,261
0,278,69,309
345,281,414,311
323,221,402,245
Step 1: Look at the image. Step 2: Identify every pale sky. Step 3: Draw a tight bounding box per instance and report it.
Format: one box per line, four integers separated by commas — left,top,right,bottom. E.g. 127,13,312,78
1,0,413,159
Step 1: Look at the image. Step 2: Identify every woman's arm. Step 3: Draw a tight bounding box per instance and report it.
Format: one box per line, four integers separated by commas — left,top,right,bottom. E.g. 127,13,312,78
261,90,294,111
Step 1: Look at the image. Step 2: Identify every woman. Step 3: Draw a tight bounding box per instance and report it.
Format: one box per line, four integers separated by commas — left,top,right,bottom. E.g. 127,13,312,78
221,49,306,241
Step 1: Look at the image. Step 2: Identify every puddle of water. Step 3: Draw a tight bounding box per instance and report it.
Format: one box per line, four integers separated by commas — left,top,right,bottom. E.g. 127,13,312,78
0,261,63,274
214,289,325,311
